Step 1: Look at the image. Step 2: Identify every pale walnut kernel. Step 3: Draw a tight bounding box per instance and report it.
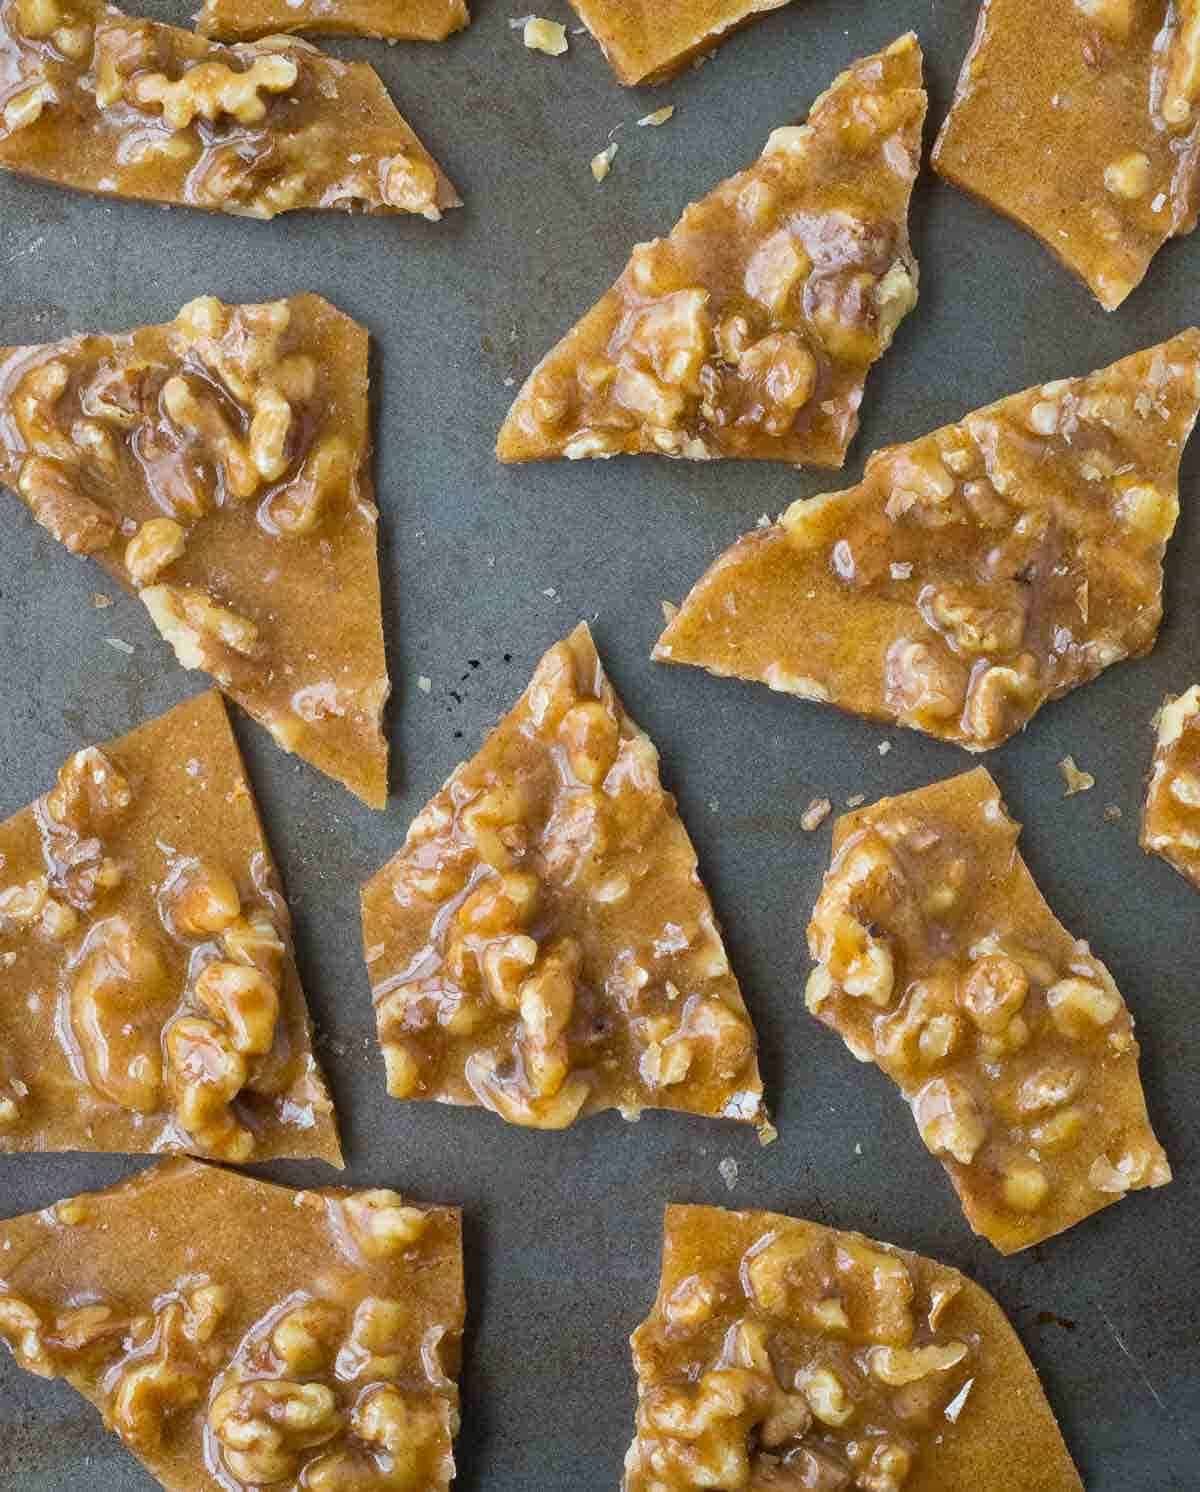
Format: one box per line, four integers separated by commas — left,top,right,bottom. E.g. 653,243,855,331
17,456,117,555
161,858,241,937
559,700,619,786
1104,153,1152,200
336,1295,409,1383
221,911,287,977
0,1297,52,1376
1160,4,1200,126
885,639,967,729
111,1349,204,1453
914,1076,986,1165
209,1378,341,1484
3,79,58,134
142,583,261,672
70,918,170,1113
165,1014,254,1160
737,333,818,435
1001,1159,1050,1212
382,153,441,220
127,53,299,131
523,16,567,54
1046,975,1121,1037
0,876,49,927
343,1189,429,1259
271,1300,344,1374
161,376,259,499
125,518,186,587
958,953,1028,1033
194,960,280,1055
798,1364,855,1427
867,1341,968,1386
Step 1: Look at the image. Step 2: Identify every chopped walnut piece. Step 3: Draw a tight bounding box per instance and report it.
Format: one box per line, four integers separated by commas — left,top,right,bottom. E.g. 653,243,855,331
498,35,924,467
801,797,832,831
805,769,1170,1252
361,623,766,1133
1059,756,1095,797
523,15,567,53
655,333,1200,750
0,691,341,1164
934,0,1200,309
0,1160,464,1491
625,1204,1083,1492
1141,684,1200,892
0,295,391,806
591,141,617,181
0,2,460,220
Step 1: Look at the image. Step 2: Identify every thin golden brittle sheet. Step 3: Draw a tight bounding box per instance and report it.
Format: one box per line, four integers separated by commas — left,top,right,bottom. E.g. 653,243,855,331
0,691,342,1166
198,0,469,42
655,332,1200,750
0,294,390,806
498,35,924,467
0,0,459,219
1142,683,1200,890
625,1203,1083,1491
0,1159,463,1490
805,769,1169,1254
933,0,1200,310
361,623,767,1131
567,0,795,84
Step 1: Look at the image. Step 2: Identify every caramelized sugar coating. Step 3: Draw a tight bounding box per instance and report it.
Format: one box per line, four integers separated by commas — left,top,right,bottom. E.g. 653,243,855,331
0,0,459,219
497,35,924,467
805,770,1169,1254
568,0,794,85
625,1204,1083,1492
934,0,1200,311
0,1159,463,1491
361,623,766,1132
656,332,1200,750
0,691,342,1165
198,0,469,43
0,295,389,806
1142,684,1200,889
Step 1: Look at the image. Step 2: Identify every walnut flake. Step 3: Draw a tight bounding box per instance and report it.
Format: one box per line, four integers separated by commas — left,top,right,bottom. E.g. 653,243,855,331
523,16,567,54
591,143,618,182
802,797,832,831
638,106,675,128
1058,756,1095,796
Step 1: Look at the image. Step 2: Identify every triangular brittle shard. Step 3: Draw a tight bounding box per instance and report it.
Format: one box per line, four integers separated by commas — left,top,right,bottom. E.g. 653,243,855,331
0,294,390,806
625,1204,1083,1492
0,691,342,1166
0,1160,464,1491
656,332,1200,750
361,622,767,1131
0,0,459,219
497,34,924,467
568,0,794,85
806,770,1169,1254
198,0,470,42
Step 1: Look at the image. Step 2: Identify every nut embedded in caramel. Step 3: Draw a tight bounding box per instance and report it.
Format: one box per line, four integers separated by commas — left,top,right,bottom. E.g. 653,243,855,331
655,332,1200,751
360,622,767,1132
0,690,342,1165
804,769,1170,1253
1141,683,1200,890
497,35,925,468
624,1204,1083,1491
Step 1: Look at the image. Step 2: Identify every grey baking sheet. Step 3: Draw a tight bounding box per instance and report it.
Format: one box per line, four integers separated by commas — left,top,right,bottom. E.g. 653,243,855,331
1,0,1199,1486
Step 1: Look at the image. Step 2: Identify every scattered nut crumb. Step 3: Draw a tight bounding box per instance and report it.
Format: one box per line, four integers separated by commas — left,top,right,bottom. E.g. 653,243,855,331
417,675,432,694
638,105,675,127
503,376,515,387
801,797,832,831
758,1120,778,1147
878,741,892,756
91,592,113,609
718,1156,738,1190
1059,755,1095,796
522,15,567,53
1104,803,1123,823
104,637,135,655
845,793,865,808
707,798,719,813
541,586,558,599
661,600,678,623
591,142,618,181
755,513,772,528
854,1142,863,1156
944,1379,974,1423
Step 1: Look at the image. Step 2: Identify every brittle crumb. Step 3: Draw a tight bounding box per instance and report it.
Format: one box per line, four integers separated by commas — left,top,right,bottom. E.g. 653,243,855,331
1104,803,1123,823
638,106,675,127
591,143,618,182
801,797,832,831
91,593,113,609
104,637,135,655
878,741,892,755
1059,755,1095,796
417,675,432,694
718,1156,738,1190
845,793,865,808
523,16,567,54
757,1119,778,1146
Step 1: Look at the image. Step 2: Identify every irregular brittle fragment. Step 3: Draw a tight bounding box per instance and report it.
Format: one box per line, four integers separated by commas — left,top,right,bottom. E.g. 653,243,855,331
0,690,341,1164
0,0,459,218
1142,684,1200,889
0,1159,463,1491
568,0,795,84
933,0,1200,310
624,1204,1083,1492
805,769,1170,1253
655,332,1200,750
497,35,924,467
0,294,389,805
198,0,469,42
360,622,766,1131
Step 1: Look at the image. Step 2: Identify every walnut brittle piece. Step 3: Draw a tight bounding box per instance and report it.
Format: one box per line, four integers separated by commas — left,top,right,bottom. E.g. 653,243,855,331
198,0,469,43
1142,683,1200,890
0,295,390,806
498,35,924,468
655,332,1200,751
805,769,1170,1253
361,623,766,1132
